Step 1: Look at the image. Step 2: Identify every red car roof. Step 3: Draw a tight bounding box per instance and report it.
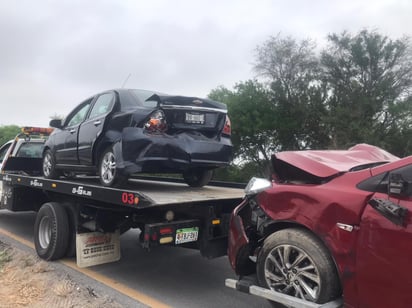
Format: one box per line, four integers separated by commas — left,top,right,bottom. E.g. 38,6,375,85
273,144,400,178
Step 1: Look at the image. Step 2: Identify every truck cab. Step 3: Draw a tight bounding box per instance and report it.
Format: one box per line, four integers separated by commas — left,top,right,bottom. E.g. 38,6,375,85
0,139,44,169
0,127,53,197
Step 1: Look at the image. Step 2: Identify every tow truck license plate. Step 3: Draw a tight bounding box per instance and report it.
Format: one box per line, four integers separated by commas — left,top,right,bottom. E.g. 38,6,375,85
175,227,199,244
185,113,204,124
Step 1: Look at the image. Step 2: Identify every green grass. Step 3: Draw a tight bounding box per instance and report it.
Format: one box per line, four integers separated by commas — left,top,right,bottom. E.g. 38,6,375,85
0,243,12,269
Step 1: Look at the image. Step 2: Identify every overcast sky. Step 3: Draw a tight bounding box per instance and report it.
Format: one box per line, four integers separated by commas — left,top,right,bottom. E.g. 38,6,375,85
0,0,411,127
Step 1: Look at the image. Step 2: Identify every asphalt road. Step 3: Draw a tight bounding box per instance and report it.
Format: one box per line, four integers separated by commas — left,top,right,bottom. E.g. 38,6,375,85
0,209,271,308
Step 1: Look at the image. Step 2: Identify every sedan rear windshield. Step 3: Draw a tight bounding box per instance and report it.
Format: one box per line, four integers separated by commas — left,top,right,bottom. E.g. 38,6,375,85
129,89,163,108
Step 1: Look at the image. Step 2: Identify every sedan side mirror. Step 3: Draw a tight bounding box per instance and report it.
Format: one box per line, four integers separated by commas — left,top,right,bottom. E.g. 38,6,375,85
388,172,411,197
49,119,62,129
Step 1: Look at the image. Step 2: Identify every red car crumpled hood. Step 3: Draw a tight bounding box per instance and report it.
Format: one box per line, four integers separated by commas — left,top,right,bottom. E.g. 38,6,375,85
273,143,399,179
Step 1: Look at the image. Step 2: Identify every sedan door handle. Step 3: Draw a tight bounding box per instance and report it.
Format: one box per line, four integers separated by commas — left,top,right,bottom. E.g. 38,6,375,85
69,129,76,134
93,120,102,126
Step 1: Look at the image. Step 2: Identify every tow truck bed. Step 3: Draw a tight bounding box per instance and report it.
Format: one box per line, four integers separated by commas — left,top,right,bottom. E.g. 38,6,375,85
1,173,244,208
124,178,244,206
0,172,245,266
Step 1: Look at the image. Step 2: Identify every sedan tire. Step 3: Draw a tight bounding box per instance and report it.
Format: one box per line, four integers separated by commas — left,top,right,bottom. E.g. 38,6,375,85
256,228,341,308
99,147,127,187
42,149,60,179
183,168,213,187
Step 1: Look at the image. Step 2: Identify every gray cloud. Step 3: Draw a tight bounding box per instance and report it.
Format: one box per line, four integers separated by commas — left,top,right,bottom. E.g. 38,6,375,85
0,0,411,126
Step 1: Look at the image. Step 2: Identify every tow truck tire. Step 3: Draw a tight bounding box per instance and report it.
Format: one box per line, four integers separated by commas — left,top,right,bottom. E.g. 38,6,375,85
42,149,60,179
64,205,78,258
183,168,213,187
34,202,70,261
98,147,127,187
256,228,341,308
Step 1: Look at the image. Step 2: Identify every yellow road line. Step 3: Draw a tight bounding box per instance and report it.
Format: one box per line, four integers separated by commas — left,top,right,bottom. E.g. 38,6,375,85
0,228,34,248
61,259,170,308
0,228,171,308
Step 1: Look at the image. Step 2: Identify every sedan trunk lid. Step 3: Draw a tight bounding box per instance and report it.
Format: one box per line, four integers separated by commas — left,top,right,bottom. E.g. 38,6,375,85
147,94,228,134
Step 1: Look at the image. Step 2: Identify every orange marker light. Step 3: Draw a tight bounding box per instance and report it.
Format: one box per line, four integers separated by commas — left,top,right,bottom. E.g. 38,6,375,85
212,219,221,225
21,127,54,135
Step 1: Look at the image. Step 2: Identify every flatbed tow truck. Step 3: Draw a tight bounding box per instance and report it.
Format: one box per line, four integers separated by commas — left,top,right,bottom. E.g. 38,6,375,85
0,127,244,268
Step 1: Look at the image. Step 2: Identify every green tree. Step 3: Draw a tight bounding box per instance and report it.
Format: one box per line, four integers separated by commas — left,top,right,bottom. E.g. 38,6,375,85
254,34,330,150
0,125,20,145
211,30,412,182
209,80,274,176
213,161,265,183
321,30,412,154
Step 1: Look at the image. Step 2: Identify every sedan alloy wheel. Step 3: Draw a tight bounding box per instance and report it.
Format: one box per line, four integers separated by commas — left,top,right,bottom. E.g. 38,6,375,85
100,150,116,185
257,229,341,307
99,147,127,187
42,149,60,179
264,244,320,301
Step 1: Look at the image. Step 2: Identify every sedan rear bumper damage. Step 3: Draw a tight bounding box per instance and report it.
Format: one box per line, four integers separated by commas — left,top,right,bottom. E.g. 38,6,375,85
120,127,232,173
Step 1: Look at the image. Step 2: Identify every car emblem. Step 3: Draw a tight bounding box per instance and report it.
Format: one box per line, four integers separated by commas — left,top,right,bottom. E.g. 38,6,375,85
192,99,203,105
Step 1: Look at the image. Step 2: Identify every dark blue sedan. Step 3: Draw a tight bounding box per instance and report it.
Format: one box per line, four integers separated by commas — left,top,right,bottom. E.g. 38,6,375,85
43,89,232,187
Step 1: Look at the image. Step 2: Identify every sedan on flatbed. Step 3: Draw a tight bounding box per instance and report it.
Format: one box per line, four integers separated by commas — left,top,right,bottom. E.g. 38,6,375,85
43,89,232,187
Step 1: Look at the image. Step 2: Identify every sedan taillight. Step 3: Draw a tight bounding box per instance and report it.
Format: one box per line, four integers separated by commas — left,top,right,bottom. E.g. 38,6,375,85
144,110,167,133
222,115,231,136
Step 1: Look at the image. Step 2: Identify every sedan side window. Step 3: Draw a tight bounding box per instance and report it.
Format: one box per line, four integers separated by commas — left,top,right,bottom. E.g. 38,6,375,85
357,172,388,193
358,164,412,196
66,101,92,127
89,93,114,119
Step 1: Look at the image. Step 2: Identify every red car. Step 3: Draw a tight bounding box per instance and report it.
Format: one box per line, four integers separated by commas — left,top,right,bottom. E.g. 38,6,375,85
228,144,412,308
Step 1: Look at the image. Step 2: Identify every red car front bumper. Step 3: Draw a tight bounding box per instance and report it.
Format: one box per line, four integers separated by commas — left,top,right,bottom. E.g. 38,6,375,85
227,199,252,274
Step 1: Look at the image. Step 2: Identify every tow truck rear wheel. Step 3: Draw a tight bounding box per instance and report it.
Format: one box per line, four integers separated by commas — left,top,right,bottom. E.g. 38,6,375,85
64,204,78,258
34,202,70,261
256,228,341,308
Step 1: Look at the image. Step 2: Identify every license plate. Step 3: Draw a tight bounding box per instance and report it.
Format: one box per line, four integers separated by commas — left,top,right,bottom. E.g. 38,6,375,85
175,227,199,244
185,113,204,124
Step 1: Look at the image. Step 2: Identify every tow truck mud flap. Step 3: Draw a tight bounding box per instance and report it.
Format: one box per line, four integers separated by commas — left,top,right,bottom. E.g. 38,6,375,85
225,279,343,308
76,230,120,268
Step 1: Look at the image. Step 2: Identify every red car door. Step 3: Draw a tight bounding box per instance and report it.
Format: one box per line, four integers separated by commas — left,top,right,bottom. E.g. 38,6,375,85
356,166,412,308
